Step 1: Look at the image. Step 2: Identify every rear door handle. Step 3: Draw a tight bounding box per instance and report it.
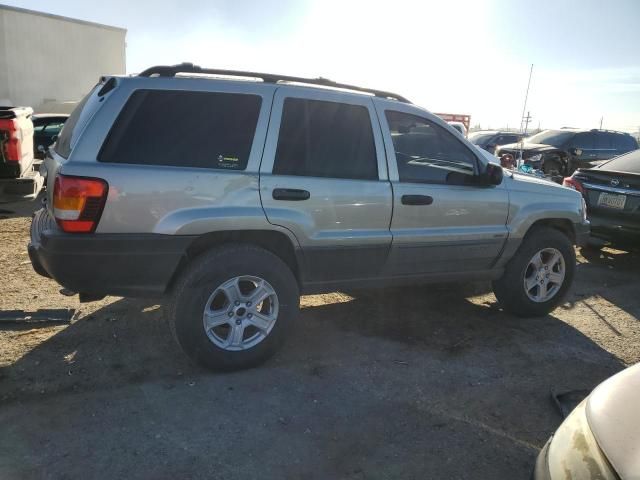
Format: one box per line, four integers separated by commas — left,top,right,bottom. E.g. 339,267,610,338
272,188,310,201
401,194,433,205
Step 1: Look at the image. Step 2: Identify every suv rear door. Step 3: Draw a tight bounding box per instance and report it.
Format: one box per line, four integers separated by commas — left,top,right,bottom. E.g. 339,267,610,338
259,88,393,284
374,101,509,276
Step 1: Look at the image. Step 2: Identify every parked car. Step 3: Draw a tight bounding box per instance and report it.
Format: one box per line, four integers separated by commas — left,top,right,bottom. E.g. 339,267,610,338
29,63,589,370
32,114,68,159
533,362,640,479
0,106,43,200
563,149,640,249
496,129,639,176
469,130,524,154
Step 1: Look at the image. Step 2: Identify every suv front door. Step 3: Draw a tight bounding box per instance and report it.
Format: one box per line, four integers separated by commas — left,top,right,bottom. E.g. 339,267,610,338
374,102,510,276
259,89,393,285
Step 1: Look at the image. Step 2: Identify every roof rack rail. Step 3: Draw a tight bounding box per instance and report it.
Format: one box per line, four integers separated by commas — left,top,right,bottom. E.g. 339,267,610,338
137,63,411,103
590,128,630,135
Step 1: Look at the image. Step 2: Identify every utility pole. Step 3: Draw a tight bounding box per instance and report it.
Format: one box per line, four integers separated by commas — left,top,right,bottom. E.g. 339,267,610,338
599,116,603,130
523,111,533,136
518,64,534,167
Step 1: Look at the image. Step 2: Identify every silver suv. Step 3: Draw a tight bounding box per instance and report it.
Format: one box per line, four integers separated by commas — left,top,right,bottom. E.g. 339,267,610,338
29,63,589,370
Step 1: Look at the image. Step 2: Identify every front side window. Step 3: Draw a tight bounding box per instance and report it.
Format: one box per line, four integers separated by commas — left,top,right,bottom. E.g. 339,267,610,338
385,111,477,184
273,98,377,180
595,133,613,149
100,90,262,170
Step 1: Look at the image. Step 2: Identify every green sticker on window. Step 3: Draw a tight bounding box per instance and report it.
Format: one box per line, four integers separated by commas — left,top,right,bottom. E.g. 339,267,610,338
217,154,241,169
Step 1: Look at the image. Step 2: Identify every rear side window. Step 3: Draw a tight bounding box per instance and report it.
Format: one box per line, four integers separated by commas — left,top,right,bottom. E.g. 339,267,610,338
100,90,262,170
273,98,377,180
615,134,638,153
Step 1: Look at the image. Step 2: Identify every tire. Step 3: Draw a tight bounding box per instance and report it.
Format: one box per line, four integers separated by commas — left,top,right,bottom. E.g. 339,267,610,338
492,226,575,317
168,244,299,371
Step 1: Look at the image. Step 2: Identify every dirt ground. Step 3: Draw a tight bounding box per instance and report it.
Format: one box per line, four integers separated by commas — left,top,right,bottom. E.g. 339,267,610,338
1,199,639,479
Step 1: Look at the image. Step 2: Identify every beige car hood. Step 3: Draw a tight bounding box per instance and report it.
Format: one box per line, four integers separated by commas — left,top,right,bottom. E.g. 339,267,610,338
586,362,640,479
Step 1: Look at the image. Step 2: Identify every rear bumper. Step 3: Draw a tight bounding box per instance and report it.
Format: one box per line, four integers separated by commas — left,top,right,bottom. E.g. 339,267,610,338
29,230,196,298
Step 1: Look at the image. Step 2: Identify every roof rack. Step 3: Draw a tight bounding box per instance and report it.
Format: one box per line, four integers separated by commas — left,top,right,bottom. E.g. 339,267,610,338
137,63,411,103
590,128,631,135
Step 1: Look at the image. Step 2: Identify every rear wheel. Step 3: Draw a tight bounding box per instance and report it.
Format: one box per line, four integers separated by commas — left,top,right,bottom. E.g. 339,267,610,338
492,226,575,317
169,245,299,371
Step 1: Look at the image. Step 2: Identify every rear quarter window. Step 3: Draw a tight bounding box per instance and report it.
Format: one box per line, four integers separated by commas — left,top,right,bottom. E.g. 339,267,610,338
99,90,262,170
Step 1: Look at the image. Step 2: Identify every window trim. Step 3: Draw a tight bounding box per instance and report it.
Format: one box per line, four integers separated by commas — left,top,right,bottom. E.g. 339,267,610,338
380,108,481,185
260,87,389,181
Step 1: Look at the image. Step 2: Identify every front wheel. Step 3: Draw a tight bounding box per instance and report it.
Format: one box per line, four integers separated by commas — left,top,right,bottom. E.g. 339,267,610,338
492,226,575,317
168,245,299,371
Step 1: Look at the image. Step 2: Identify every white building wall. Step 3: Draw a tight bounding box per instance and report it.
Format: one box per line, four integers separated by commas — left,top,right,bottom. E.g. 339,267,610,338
0,5,126,113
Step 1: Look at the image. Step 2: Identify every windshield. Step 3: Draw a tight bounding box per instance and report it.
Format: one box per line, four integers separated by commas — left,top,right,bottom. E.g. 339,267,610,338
526,130,574,147
599,149,640,174
468,132,495,145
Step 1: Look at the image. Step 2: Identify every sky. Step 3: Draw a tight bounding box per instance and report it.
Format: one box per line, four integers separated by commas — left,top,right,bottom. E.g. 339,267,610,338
5,0,640,133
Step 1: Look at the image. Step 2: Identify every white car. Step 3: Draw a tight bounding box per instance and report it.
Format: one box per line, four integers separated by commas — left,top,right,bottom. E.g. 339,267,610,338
533,362,640,479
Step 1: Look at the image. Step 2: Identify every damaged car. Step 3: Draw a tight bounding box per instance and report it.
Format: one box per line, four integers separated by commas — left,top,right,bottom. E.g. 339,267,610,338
496,129,638,176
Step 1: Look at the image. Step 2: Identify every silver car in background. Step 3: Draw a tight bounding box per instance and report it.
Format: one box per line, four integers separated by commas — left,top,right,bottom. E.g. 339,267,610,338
29,63,589,370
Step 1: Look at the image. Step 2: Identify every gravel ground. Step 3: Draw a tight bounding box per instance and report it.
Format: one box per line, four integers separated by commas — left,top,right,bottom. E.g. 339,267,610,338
1,199,638,479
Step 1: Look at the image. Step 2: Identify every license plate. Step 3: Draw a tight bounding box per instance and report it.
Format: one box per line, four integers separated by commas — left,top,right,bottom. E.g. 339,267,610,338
597,192,626,209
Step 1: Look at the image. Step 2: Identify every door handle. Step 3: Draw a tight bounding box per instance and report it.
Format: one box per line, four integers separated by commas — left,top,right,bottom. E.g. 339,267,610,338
401,194,433,205
272,188,310,201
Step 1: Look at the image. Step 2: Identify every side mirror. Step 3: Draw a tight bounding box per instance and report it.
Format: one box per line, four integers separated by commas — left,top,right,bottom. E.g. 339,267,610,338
482,163,503,186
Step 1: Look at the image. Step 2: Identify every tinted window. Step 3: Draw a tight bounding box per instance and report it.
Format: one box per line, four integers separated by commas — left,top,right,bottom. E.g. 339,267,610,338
100,90,262,170
273,98,377,180
614,134,638,153
526,130,574,147
502,135,520,144
572,133,594,149
600,149,640,174
468,132,495,145
594,132,613,149
385,111,477,184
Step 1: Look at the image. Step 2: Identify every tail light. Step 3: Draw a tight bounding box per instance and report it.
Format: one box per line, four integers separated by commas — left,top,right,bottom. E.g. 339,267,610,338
0,119,23,163
562,176,585,195
53,175,108,233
